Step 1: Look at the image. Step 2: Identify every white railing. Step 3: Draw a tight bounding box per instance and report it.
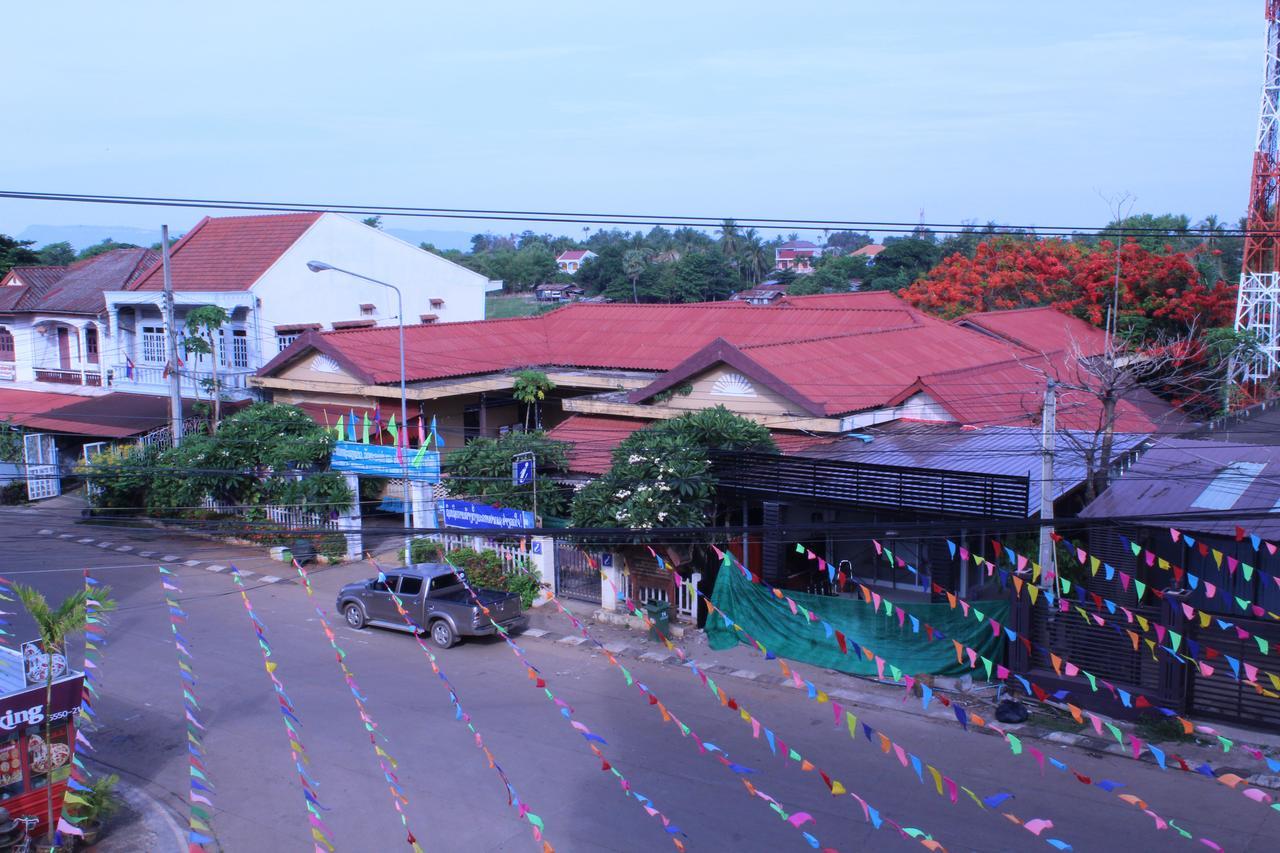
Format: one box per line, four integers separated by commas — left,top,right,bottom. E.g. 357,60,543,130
113,364,254,390
623,570,700,621
0,364,14,381
430,532,532,575
136,417,208,449
200,495,339,530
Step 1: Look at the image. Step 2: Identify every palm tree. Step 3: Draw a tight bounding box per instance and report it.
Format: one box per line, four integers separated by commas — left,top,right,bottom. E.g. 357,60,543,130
622,249,649,303
14,584,115,846
718,219,741,260
739,228,769,285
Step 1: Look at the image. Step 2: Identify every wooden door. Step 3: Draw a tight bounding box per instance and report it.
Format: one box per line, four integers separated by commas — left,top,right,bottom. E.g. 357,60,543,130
56,327,70,369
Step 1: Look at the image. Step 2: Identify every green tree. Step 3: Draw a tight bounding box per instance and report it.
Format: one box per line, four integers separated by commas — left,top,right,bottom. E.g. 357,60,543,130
77,238,140,261
0,234,39,278
862,238,941,291
14,584,115,845
512,369,555,430
445,431,570,515
739,228,770,285
622,249,650,303
1096,213,1192,254
183,305,230,430
362,216,383,229
571,407,776,530
36,241,75,266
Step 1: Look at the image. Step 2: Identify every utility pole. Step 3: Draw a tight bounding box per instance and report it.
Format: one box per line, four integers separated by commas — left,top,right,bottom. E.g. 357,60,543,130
1038,380,1057,590
161,225,183,447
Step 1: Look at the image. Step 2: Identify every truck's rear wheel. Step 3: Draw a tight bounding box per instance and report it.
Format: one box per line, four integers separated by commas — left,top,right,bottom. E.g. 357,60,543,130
430,620,456,649
344,603,366,629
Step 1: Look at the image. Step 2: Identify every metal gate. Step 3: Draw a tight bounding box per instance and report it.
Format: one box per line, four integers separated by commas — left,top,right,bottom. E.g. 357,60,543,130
554,545,601,605
23,433,60,501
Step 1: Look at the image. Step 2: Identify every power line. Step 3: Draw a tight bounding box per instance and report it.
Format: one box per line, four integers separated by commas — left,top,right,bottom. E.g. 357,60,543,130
0,189,1257,238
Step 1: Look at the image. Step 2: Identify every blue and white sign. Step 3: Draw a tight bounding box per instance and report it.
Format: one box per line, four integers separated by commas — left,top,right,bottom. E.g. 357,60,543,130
439,499,533,530
331,441,440,481
512,458,534,486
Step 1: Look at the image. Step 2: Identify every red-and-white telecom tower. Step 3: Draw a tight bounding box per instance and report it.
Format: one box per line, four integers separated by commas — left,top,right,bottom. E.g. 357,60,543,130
1235,0,1280,380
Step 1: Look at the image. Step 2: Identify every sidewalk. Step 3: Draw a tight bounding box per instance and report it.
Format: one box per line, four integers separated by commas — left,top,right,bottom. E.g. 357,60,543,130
523,594,1280,791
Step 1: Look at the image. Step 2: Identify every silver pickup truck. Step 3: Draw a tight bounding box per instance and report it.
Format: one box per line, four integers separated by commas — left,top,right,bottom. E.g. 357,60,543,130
336,564,526,649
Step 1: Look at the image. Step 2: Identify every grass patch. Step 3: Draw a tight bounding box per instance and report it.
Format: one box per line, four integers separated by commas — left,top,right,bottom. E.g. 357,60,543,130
1135,712,1196,744
486,295,541,319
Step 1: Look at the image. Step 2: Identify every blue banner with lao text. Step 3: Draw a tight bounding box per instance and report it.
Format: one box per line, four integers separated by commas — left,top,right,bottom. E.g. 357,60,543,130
439,499,533,530
331,441,440,481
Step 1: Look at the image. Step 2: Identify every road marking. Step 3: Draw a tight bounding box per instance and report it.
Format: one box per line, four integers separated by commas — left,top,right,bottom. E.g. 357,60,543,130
138,551,156,558
77,538,95,544
260,575,283,584
37,529,53,535
57,534,73,539
238,570,256,578
183,560,202,567
95,542,113,549
161,555,181,562
116,545,134,552
557,636,587,646
523,628,549,638
206,564,227,572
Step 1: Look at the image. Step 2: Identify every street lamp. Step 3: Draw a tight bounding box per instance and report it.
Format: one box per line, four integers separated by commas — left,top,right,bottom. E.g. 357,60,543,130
307,261,412,562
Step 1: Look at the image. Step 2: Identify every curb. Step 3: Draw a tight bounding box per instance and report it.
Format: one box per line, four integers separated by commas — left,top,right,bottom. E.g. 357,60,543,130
37,529,292,584
82,760,186,853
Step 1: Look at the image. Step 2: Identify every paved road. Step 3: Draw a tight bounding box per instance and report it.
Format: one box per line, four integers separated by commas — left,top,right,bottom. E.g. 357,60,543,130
1,509,1276,852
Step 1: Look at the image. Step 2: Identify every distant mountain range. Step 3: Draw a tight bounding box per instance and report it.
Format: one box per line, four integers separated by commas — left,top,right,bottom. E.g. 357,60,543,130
15,223,478,254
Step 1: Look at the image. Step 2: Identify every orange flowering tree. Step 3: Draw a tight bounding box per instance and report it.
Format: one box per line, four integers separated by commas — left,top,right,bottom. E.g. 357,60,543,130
900,238,1236,336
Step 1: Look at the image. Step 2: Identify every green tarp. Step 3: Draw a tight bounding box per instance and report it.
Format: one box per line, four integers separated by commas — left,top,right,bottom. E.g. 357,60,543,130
705,563,1008,678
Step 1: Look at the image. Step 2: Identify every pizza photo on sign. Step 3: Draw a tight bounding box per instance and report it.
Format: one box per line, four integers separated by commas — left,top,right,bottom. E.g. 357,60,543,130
20,641,67,688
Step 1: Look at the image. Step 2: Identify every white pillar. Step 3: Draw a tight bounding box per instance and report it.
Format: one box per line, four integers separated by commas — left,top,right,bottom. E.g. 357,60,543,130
529,536,555,588
409,481,437,534
338,474,363,560
600,552,622,612
78,324,88,385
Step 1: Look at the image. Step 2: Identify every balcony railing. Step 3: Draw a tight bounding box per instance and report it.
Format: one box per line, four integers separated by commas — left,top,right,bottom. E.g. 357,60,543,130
33,367,104,386
0,364,14,382
113,364,254,391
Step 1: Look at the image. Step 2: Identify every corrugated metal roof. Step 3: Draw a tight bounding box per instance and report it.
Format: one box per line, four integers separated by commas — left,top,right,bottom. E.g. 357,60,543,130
1080,438,1280,538
789,423,1149,515
1190,461,1267,510
955,307,1109,357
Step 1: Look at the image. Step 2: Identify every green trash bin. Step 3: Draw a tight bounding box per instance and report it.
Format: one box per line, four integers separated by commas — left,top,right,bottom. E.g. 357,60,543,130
645,598,670,642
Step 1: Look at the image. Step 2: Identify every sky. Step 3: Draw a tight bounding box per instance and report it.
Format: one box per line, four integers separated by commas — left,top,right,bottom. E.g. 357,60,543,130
0,1,1267,243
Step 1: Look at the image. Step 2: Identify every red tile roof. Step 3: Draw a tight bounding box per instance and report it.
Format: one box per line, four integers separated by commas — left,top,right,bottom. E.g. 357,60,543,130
955,307,1109,357
127,212,321,292
275,301,924,386
0,250,158,315
557,250,592,262
851,244,884,257
266,292,1174,434
548,414,838,474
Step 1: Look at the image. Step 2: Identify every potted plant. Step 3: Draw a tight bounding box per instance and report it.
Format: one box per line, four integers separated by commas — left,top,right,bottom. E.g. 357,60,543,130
69,774,121,846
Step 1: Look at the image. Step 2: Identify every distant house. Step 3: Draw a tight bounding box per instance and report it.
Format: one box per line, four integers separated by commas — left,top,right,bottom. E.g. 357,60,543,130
535,283,584,302
851,244,884,262
774,240,820,273
731,283,789,305
556,250,597,275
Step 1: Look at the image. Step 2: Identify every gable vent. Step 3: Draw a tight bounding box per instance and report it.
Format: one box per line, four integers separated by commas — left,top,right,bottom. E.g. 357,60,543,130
711,372,757,397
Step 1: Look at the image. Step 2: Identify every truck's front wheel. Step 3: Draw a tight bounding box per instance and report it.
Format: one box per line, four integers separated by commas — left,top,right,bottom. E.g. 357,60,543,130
430,619,457,649
344,603,367,629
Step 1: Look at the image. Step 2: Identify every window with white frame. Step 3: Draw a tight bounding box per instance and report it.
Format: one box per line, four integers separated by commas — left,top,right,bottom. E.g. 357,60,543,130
140,326,167,364
219,329,249,369
276,333,299,352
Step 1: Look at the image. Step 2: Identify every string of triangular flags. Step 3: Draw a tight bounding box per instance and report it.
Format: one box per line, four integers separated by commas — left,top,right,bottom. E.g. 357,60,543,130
640,549,1079,851
540,587,844,852
417,558,689,850
1005,536,1280,702
56,571,109,845
877,542,1280,811
956,536,1280,756
368,562,551,851
230,567,335,853
157,567,218,852
294,562,425,851
590,550,954,850
1139,528,1280,621
727,547,1225,845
